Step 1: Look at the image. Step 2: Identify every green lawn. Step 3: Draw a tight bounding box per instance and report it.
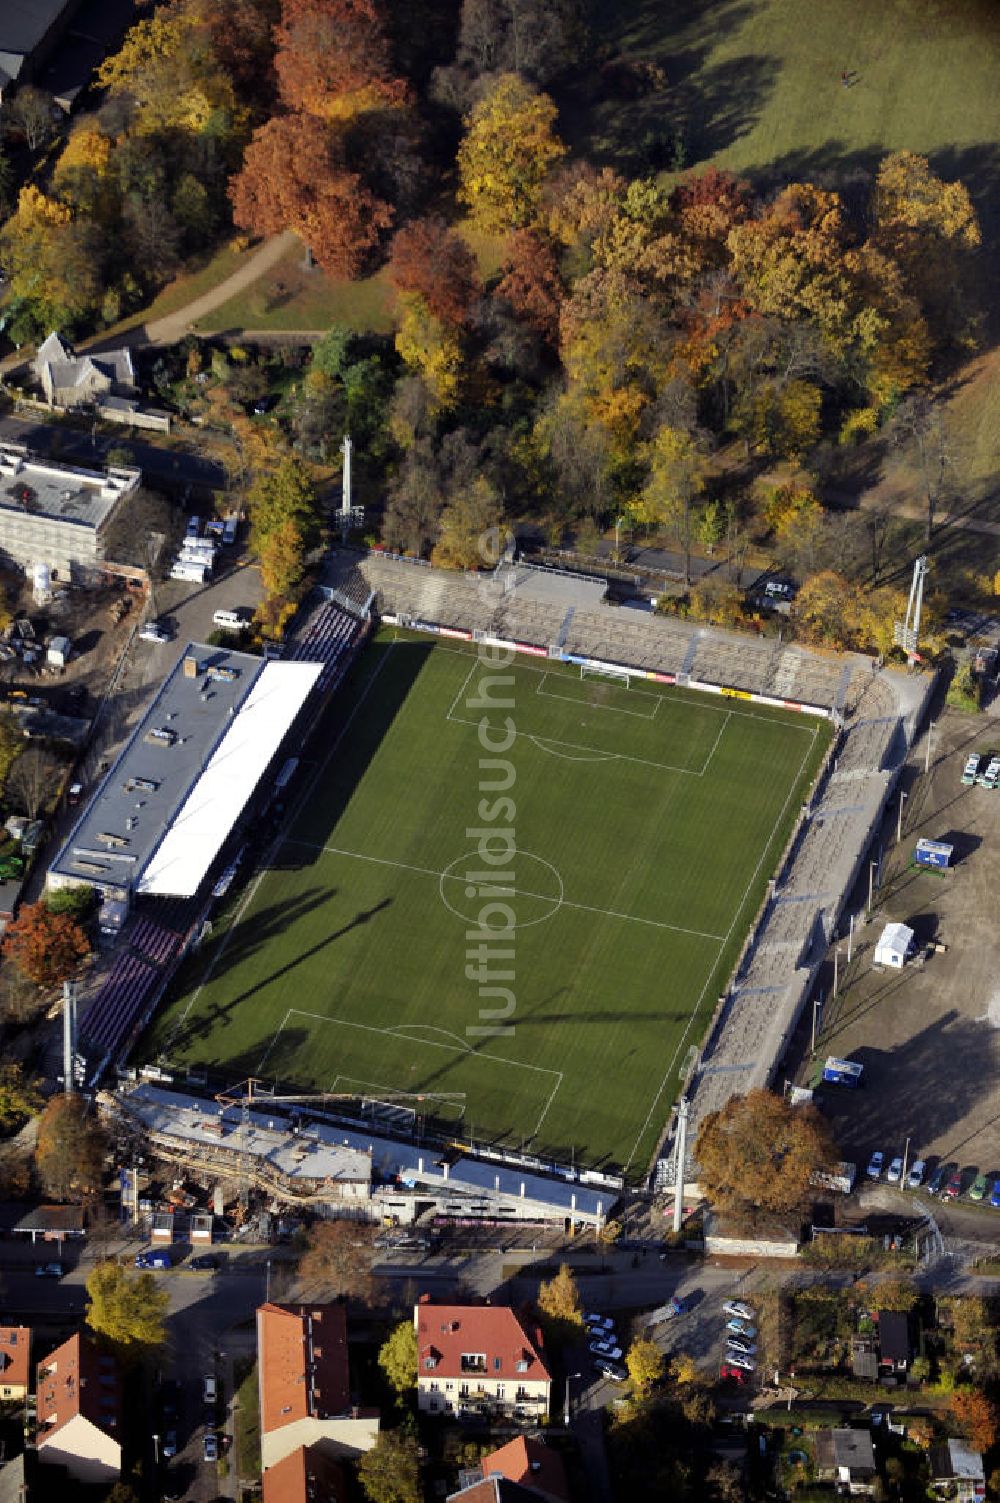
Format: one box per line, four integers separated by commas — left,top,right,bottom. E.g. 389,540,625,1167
576,0,1000,234
144,630,830,1174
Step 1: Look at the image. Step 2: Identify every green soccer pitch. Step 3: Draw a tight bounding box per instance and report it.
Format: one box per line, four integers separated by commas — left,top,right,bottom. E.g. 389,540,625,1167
143,629,832,1174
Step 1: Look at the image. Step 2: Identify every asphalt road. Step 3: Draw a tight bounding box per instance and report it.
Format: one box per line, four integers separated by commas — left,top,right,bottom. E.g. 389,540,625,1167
0,413,227,495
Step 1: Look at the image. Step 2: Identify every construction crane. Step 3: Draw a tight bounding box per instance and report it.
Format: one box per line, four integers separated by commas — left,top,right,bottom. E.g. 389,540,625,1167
213,1079,444,1220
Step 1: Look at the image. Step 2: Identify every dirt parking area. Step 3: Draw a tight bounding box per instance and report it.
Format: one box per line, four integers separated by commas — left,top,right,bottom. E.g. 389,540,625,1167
810,705,1000,1193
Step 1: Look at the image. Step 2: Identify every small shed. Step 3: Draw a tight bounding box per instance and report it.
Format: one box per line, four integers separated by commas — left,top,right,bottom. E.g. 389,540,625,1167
46,635,71,668
915,838,953,870
874,922,914,969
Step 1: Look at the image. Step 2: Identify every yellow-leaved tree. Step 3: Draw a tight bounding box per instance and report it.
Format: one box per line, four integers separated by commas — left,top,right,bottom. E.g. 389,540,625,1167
457,73,566,234
394,295,464,415
0,186,103,337
632,426,709,585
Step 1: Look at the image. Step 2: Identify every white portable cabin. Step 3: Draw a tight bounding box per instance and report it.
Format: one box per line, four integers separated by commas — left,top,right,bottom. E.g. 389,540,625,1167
874,921,915,969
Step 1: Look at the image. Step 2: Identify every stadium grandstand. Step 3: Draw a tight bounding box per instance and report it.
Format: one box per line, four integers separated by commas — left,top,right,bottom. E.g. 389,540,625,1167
49,599,368,1082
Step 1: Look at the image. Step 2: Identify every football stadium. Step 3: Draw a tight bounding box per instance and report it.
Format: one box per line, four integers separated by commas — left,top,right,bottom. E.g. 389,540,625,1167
143,625,832,1174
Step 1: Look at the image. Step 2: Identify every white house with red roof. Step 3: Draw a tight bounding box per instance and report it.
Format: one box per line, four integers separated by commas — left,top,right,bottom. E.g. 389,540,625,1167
414,1297,551,1422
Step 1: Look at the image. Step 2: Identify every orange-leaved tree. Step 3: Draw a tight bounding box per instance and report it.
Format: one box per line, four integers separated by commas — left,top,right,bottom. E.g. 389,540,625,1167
695,1088,836,1220
4,901,90,989
495,229,565,345
274,0,408,122
951,1389,999,1455
230,113,393,278
387,217,480,328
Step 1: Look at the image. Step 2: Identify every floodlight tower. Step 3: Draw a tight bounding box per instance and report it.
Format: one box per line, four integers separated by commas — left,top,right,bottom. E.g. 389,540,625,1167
62,981,77,1095
672,1096,690,1234
893,555,928,665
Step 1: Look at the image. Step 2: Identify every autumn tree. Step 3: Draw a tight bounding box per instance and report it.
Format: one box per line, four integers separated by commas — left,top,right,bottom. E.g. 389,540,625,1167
453,0,585,86
297,1219,378,1305
383,439,445,555
952,1389,1000,1455
873,1277,919,1313
249,455,322,555
388,218,480,327
0,1064,42,1133
695,1088,836,1221
230,114,393,278
0,186,104,338
891,391,953,542
875,150,980,343
457,72,566,233
86,1260,169,1355
626,1338,665,1398
634,427,709,585
378,1320,417,1398
496,229,564,345
4,901,90,990
97,7,246,139
394,297,464,413
4,87,58,151
275,0,408,122
432,475,502,570
357,1429,421,1503
536,1263,584,1345
35,1095,107,1201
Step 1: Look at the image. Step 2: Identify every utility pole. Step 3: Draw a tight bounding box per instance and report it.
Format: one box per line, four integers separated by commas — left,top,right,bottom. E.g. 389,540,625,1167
900,1136,911,1190
847,912,855,963
868,859,876,919
897,790,907,844
924,720,935,775
811,993,823,1054
673,1097,690,1235
833,948,840,998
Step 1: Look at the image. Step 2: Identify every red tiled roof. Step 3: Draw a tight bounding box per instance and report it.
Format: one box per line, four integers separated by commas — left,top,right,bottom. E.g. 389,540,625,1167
414,1302,550,1385
262,1443,345,1503
256,1303,350,1434
0,1326,30,1391
36,1334,120,1446
482,1438,568,1501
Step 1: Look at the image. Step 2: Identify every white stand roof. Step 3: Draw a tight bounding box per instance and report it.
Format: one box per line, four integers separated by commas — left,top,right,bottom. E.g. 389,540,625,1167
138,660,322,897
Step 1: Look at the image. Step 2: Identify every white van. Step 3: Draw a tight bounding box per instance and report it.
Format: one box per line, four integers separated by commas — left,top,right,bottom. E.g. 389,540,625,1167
212,609,245,630
203,1374,217,1403
170,561,209,583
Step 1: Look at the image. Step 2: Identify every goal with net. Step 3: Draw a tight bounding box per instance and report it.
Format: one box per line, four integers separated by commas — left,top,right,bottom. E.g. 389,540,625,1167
580,663,633,689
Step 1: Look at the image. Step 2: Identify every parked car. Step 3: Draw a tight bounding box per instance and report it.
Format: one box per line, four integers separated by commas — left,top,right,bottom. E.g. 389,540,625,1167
927,1162,951,1196
189,1254,220,1271
719,1363,749,1385
593,1359,627,1382
726,1337,757,1356
962,753,982,785
943,1169,964,1200
990,1181,1000,1210
886,1156,904,1185
969,1172,990,1202
727,1354,755,1372
726,1319,757,1338
589,1340,623,1361
34,1262,63,1279
585,1314,614,1334
867,1150,885,1180
723,1301,754,1321
906,1159,926,1190
668,1294,688,1317
135,1250,172,1270
139,621,170,643
203,1433,218,1463
203,1376,217,1404
980,755,1000,790
162,1430,177,1459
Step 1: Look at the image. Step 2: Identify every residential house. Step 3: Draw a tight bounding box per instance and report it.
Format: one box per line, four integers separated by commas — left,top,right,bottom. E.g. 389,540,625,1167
930,1439,986,1503
262,1443,345,1503
33,332,136,410
256,1302,378,1472
878,1310,913,1375
446,1437,569,1503
0,1327,31,1400
415,1297,551,1423
813,1429,877,1495
36,1334,121,1485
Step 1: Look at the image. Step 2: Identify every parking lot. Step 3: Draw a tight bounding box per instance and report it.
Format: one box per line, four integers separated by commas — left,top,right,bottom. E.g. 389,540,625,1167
810,705,1000,1213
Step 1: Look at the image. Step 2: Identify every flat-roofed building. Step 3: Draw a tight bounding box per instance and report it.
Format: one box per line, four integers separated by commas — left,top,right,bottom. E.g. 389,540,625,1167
0,442,139,580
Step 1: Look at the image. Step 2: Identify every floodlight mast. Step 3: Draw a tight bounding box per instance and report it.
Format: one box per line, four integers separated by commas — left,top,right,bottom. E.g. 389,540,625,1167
893,555,927,664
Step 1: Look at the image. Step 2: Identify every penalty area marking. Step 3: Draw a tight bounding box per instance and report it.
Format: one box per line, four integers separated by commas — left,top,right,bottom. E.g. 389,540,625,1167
535,671,662,721
259,1007,564,1144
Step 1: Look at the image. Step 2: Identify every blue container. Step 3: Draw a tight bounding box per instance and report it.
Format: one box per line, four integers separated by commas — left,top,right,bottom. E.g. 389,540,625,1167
915,838,952,869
